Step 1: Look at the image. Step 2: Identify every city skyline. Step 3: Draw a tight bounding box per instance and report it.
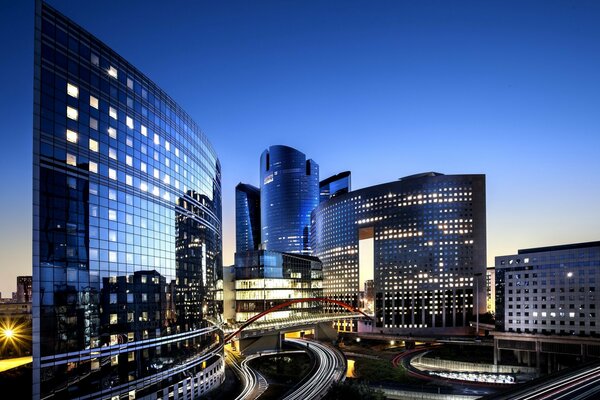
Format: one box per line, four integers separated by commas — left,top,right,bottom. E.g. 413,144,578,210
2,0,600,297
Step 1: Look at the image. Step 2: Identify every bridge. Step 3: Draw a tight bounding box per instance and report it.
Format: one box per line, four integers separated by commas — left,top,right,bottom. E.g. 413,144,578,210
223,297,371,354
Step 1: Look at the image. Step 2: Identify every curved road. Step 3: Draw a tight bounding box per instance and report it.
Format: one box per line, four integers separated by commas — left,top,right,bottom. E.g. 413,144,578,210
225,349,268,400
283,339,346,400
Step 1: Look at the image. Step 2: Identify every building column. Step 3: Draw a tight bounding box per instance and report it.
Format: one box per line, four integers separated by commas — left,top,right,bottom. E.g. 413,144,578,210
535,340,541,372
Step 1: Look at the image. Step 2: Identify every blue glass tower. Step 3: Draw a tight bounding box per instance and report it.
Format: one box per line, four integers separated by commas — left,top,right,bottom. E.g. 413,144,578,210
260,145,319,255
235,183,261,253
32,2,223,398
319,171,351,203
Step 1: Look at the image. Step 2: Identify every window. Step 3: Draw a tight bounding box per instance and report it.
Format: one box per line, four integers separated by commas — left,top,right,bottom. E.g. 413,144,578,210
89,161,98,173
108,66,118,78
109,107,117,120
90,95,99,109
109,231,117,241
67,83,78,98
110,314,118,324
66,129,78,143
126,155,133,166
154,133,160,145
91,53,100,66
127,77,133,89
141,125,147,136
126,175,132,186
90,117,98,130
109,147,117,160
66,106,78,121
109,168,117,180
66,153,76,166
89,139,99,152
126,116,134,129
108,127,117,139
109,251,117,262
108,209,117,221
165,141,170,151
126,136,133,147
140,162,147,173
140,182,148,192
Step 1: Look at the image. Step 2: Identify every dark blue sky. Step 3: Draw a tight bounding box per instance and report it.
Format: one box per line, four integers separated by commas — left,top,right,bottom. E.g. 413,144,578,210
1,0,599,296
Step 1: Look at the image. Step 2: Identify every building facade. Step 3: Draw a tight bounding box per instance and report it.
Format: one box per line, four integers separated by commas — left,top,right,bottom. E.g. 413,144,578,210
320,171,351,203
495,242,600,336
235,183,261,253
486,267,495,316
260,145,319,255
17,276,33,303
32,2,223,398
234,250,323,323
311,172,487,334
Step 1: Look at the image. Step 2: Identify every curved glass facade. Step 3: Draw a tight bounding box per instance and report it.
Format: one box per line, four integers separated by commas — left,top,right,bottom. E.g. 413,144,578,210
311,173,486,334
235,183,261,253
260,145,319,255
33,2,223,399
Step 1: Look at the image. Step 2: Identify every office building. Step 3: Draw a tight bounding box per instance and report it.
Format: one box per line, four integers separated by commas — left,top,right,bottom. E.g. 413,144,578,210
260,145,319,254
320,171,351,203
495,242,600,335
486,267,495,315
235,183,261,253
312,172,486,334
234,250,323,323
32,2,223,398
17,276,33,303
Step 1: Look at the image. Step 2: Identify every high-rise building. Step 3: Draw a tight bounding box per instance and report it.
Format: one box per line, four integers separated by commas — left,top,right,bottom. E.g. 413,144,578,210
32,2,223,398
320,171,351,203
234,250,323,323
486,267,495,316
495,242,600,335
17,276,33,303
260,145,319,254
235,183,261,253
312,172,486,334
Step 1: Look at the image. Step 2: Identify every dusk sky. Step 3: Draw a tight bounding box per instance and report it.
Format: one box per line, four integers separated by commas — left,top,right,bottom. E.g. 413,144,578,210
1,0,599,297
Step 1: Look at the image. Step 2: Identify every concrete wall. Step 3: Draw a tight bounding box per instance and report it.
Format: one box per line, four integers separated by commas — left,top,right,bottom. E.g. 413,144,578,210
411,354,537,374
378,387,480,400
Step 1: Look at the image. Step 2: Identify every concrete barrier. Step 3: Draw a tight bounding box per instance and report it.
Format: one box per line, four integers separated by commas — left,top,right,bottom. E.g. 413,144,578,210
377,387,480,400
411,354,537,374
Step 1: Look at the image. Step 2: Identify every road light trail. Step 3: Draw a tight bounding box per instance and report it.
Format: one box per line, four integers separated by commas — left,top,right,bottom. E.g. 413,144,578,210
283,338,346,400
225,349,268,400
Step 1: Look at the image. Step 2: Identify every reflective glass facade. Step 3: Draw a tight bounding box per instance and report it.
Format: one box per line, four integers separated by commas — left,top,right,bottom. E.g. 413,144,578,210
33,2,223,398
320,171,351,203
311,173,487,334
260,145,319,255
235,183,261,253
234,251,323,322
495,242,600,336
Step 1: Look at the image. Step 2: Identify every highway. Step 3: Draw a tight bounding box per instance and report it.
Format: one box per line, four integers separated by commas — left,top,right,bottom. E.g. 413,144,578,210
484,363,600,400
283,338,346,400
225,349,268,400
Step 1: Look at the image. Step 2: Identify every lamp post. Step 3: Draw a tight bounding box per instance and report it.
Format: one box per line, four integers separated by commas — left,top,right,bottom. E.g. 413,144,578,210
474,272,483,336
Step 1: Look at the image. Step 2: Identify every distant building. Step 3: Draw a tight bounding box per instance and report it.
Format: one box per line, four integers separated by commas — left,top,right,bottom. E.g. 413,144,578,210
236,183,261,253
320,171,351,203
234,250,323,323
312,172,487,334
260,145,319,254
486,267,495,315
17,276,32,303
495,241,600,335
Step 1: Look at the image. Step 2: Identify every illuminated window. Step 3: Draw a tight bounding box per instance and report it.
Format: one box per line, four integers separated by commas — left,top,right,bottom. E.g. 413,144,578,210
108,209,117,221
66,129,78,143
153,168,159,179
109,231,117,241
66,153,76,166
109,251,117,262
154,133,160,145
90,117,98,130
89,161,98,173
90,95,99,109
141,125,147,136
127,77,133,89
140,182,148,192
126,175,133,186
108,127,117,139
66,106,78,121
126,136,133,147
165,141,170,151
89,139,99,152
140,162,147,173
126,155,133,166
126,116,133,129
67,83,78,98
91,53,99,66
108,66,118,78
109,148,117,160
109,168,117,180
109,107,117,120
110,314,117,324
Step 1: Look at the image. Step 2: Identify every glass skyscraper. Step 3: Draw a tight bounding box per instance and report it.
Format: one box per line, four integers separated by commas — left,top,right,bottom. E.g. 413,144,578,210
260,145,319,255
32,2,223,398
311,172,486,334
319,171,351,203
235,183,261,253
